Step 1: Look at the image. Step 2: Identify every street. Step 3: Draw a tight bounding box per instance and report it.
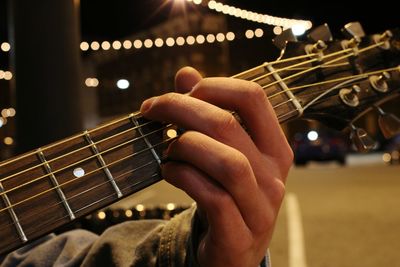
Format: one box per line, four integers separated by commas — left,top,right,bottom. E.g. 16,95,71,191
271,161,400,267
113,156,400,267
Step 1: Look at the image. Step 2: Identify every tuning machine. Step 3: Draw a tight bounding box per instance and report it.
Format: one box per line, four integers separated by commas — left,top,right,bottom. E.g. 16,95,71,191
341,22,365,55
372,30,393,50
339,85,361,107
376,106,400,138
308,23,333,42
369,71,391,93
273,28,297,50
349,124,377,153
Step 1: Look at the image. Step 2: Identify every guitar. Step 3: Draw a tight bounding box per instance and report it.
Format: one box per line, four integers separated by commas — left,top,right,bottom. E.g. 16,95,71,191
0,22,399,255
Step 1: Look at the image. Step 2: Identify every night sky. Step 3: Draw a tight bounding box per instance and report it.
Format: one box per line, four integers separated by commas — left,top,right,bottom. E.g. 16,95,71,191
0,0,398,43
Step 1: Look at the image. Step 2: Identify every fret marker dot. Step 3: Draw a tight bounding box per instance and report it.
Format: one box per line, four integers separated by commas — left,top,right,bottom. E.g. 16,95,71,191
166,129,177,138
73,167,85,178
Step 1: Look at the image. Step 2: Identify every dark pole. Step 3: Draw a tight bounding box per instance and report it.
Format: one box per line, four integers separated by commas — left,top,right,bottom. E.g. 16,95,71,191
8,0,83,153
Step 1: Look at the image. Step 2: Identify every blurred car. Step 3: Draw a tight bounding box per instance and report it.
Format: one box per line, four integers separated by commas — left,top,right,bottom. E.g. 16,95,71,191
382,134,400,165
291,129,348,166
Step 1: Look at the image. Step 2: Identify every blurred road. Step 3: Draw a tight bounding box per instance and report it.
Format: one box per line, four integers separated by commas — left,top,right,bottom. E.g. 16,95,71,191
114,154,400,267
271,161,400,267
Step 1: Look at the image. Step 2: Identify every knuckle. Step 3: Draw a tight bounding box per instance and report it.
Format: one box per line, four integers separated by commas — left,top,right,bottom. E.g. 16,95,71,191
214,113,240,140
245,81,267,101
159,92,180,106
220,151,251,182
268,180,286,207
282,144,294,168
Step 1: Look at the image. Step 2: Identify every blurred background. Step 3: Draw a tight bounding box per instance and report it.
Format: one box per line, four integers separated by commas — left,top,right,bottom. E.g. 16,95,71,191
0,0,399,266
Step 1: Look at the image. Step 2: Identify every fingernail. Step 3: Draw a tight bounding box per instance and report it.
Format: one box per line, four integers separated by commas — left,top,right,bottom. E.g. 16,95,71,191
140,96,158,113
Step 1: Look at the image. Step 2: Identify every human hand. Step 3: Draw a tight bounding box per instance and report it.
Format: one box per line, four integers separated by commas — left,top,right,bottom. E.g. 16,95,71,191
140,67,293,267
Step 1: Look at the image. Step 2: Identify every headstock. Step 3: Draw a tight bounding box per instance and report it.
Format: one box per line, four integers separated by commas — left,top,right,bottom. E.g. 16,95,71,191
273,22,400,152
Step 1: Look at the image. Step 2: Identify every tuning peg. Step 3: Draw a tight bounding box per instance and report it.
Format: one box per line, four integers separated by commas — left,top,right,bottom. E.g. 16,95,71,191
339,85,361,107
305,40,327,53
373,30,393,50
350,124,377,153
341,22,365,41
369,71,391,93
273,28,297,50
308,23,333,42
376,106,400,138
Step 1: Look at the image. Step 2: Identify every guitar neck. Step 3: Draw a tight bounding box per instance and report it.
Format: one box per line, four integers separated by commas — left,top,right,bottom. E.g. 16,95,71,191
0,113,170,255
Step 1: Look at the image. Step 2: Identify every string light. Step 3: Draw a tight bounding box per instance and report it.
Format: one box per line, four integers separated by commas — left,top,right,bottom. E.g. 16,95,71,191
144,39,153,48
166,37,175,47
112,41,122,50
133,40,143,49
90,41,100,51
245,29,255,39
175,36,184,46
1,42,10,52
80,42,89,51
205,0,312,30
0,70,13,80
101,41,111,50
85,78,99,87
216,33,225,42
196,35,205,44
186,36,195,45
4,137,14,146
123,40,132,49
206,34,215,43
273,26,283,35
80,28,267,52
155,38,164,47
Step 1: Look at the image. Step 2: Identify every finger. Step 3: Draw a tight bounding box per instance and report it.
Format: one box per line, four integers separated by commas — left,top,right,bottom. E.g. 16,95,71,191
166,131,263,229
174,66,203,93
140,93,257,160
190,77,292,161
162,161,251,245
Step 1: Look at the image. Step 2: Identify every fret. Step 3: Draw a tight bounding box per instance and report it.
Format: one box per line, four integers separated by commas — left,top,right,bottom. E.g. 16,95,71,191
83,131,123,198
265,63,304,117
129,115,162,166
88,115,164,199
233,62,303,122
0,182,28,243
36,149,76,220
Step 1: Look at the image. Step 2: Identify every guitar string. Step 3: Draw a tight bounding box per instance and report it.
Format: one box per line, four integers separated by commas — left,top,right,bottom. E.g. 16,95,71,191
0,46,357,170
0,124,172,197
0,41,379,177
272,66,400,95
0,157,161,234
0,120,156,183
1,77,340,218
244,48,353,84
0,63,395,197
263,42,386,99
2,171,161,247
0,136,177,215
0,53,318,170
0,93,328,237
0,58,388,219
0,41,391,204
0,112,142,168
0,52,347,183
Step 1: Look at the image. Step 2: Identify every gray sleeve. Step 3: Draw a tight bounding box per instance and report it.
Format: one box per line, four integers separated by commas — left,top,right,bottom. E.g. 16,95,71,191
0,205,271,267
0,206,197,267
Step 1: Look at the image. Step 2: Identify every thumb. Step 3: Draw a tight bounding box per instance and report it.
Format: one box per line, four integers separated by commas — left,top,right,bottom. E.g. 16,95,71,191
175,66,203,93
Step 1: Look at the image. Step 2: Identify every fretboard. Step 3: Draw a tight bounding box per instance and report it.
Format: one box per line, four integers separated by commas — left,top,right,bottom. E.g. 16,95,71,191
0,65,299,255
